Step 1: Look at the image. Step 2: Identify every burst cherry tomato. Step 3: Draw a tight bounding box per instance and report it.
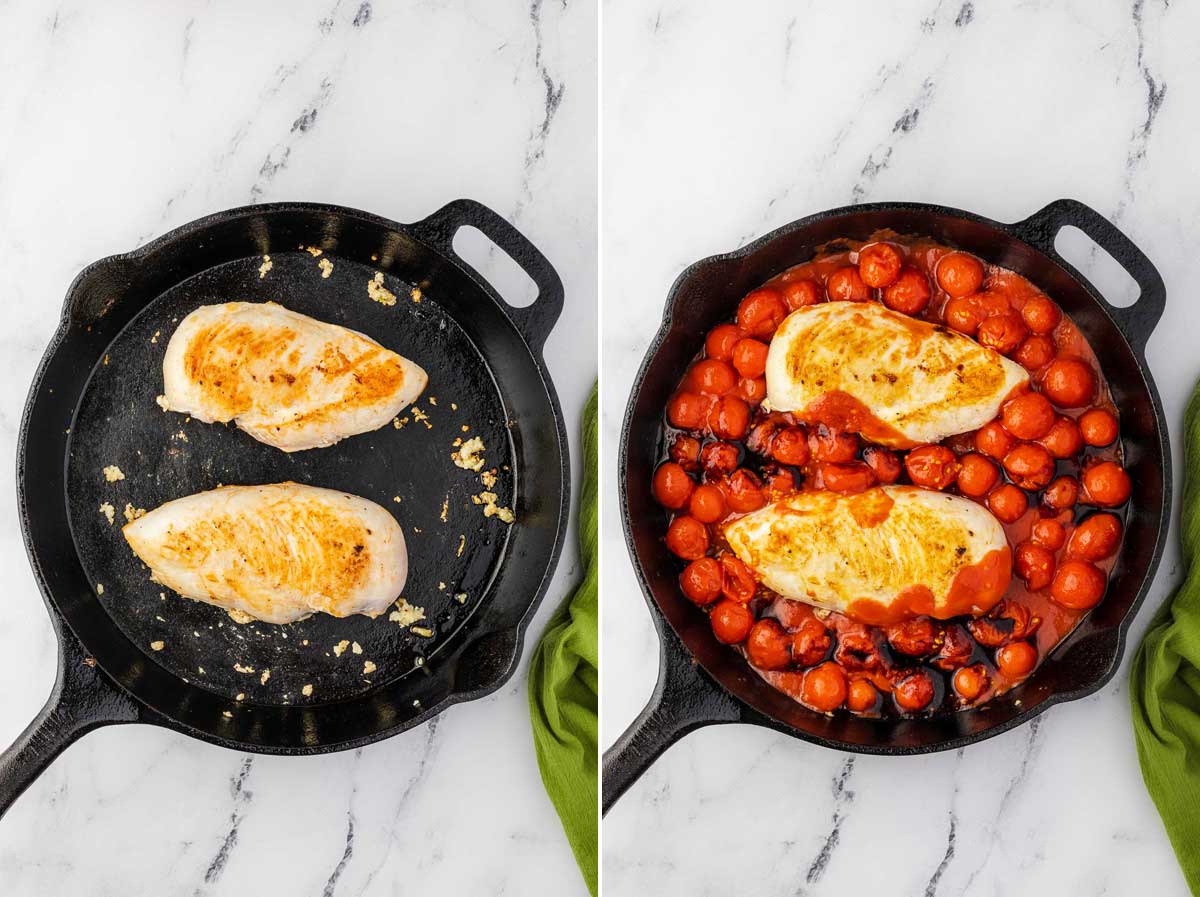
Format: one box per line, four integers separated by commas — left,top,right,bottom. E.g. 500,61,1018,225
809,426,858,463
1067,513,1123,561
665,515,708,559
1002,443,1056,490
944,296,983,335
689,359,737,395
976,311,1027,355
953,664,989,701
668,391,709,430
737,288,788,338
975,421,1016,460
894,669,935,712
973,290,1012,318
905,444,960,490
707,395,750,440
701,441,740,473
688,484,727,523
821,461,877,493
725,468,767,512
782,278,824,310
858,242,903,288
882,266,932,314
764,466,796,494
847,678,879,713
956,452,1000,497
1039,416,1084,459
1015,541,1055,591
1042,475,1079,511
1079,408,1119,446
1001,392,1056,440
1031,517,1066,550
710,599,753,644
771,426,810,466
863,445,902,484
996,640,1038,678
1021,295,1061,334
791,618,832,666
720,555,757,603
736,376,767,404
653,461,695,509
679,557,722,605
1041,358,1096,408
987,483,1028,523
800,662,848,711
669,434,701,470
747,619,792,670
1050,560,1107,609
731,339,769,379
705,324,745,361
1082,461,1131,507
886,617,939,656
936,252,985,298
1013,335,1056,371
826,265,870,302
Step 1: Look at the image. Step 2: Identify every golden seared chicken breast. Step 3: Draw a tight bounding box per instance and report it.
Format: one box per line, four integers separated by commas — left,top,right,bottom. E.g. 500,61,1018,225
161,302,428,452
723,486,1011,624
123,483,407,624
765,302,1027,448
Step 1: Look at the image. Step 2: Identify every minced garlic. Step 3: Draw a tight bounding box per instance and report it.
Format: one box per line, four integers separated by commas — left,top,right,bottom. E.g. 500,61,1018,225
367,272,396,306
99,502,115,524
452,436,486,471
102,465,125,482
389,598,425,627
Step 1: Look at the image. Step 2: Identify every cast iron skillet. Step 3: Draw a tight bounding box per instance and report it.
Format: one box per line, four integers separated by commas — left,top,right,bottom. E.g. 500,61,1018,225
603,199,1169,812
1,199,570,818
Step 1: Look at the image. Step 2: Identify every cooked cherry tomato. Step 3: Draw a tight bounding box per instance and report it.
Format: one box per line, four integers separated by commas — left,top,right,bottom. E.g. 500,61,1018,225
972,290,1012,318
689,484,727,523
882,266,931,315
956,452,1000,497
667,391,709,430
846,678,879,713
705,324,745,361
800,662,848,711
725,468,767,513
943,295,983,335
987,483,1028,523
886,617,938,656
689,358,737,395
821,461,876,493
1042,475,1079,511
905,444,960,490
707,395,751,440
952,664,990,701
1067,513,1123,561
781,278,824,310
771,426,810,466
665,515,708,559
1041,358,1096,407
737,288,788,338
933,625,974,671
1015,541,1055,591
720,555,757,603
826,265,870,302
653,461,695,509
710,599,753,644
893,669,935,712
809,426,859,463
1001,392,1056,440
747,619,792,670
834,625,883,671
679,557,723,605
1039,416,1084,459
701,440,740,473
858,242,903,288
976,311,1027,355
863,445,902,484
669,434,701,470
1079,408,1119,446
936,252,985,298
736,376,767,404
790,618,832,666
1002,443,1056,490
1021,295,1061,335
996,640,1038,678
1013,335,1055,371
731,339,769,379
764,466,797,494
1050,560,1107,609
1082,460,1131,507
1031,517,1067,550
975,421,1016,460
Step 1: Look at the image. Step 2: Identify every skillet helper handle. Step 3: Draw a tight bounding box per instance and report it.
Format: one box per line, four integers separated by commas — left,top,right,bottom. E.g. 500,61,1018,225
1011,198,1165,355
411,199,564,353
602,632,742,815
0,629,139,819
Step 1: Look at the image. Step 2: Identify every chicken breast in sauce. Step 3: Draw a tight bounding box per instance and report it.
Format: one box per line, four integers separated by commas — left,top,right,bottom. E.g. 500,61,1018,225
765,302,1028,448
161,302,428,452
723,486,1011,624
123,483,407,624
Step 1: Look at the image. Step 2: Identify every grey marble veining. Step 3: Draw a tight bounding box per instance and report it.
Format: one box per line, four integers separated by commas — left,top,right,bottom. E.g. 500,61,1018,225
602,1,1195,894
0,1,595,894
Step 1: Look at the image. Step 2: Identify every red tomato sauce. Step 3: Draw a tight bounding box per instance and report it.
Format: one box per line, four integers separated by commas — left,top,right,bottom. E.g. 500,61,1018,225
654,233,1128,717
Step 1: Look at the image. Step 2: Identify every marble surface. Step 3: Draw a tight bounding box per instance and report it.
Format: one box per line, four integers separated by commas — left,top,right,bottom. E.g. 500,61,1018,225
602,2,1196,895
0,2,595,895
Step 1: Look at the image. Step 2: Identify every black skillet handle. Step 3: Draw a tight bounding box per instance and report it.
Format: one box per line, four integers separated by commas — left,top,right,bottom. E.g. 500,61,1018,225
602,629,742,815
1010,199,1166,354
0,629,140,819
410,199,565,353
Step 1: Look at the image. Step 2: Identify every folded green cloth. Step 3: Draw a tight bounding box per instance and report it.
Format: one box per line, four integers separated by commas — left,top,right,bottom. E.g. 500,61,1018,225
1131,381,1200,895
528,384,598,896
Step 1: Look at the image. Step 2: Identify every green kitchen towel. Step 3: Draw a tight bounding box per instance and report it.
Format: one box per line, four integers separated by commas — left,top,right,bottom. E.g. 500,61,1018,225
528,384,598,896
1132,379,1200,895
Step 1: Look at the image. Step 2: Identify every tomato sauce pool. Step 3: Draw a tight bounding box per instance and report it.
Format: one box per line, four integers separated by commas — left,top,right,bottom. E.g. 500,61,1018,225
653,234,1129,718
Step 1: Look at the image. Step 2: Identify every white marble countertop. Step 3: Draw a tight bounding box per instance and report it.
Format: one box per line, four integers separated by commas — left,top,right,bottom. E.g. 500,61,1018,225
0,2,595,895
602,2,1194,895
